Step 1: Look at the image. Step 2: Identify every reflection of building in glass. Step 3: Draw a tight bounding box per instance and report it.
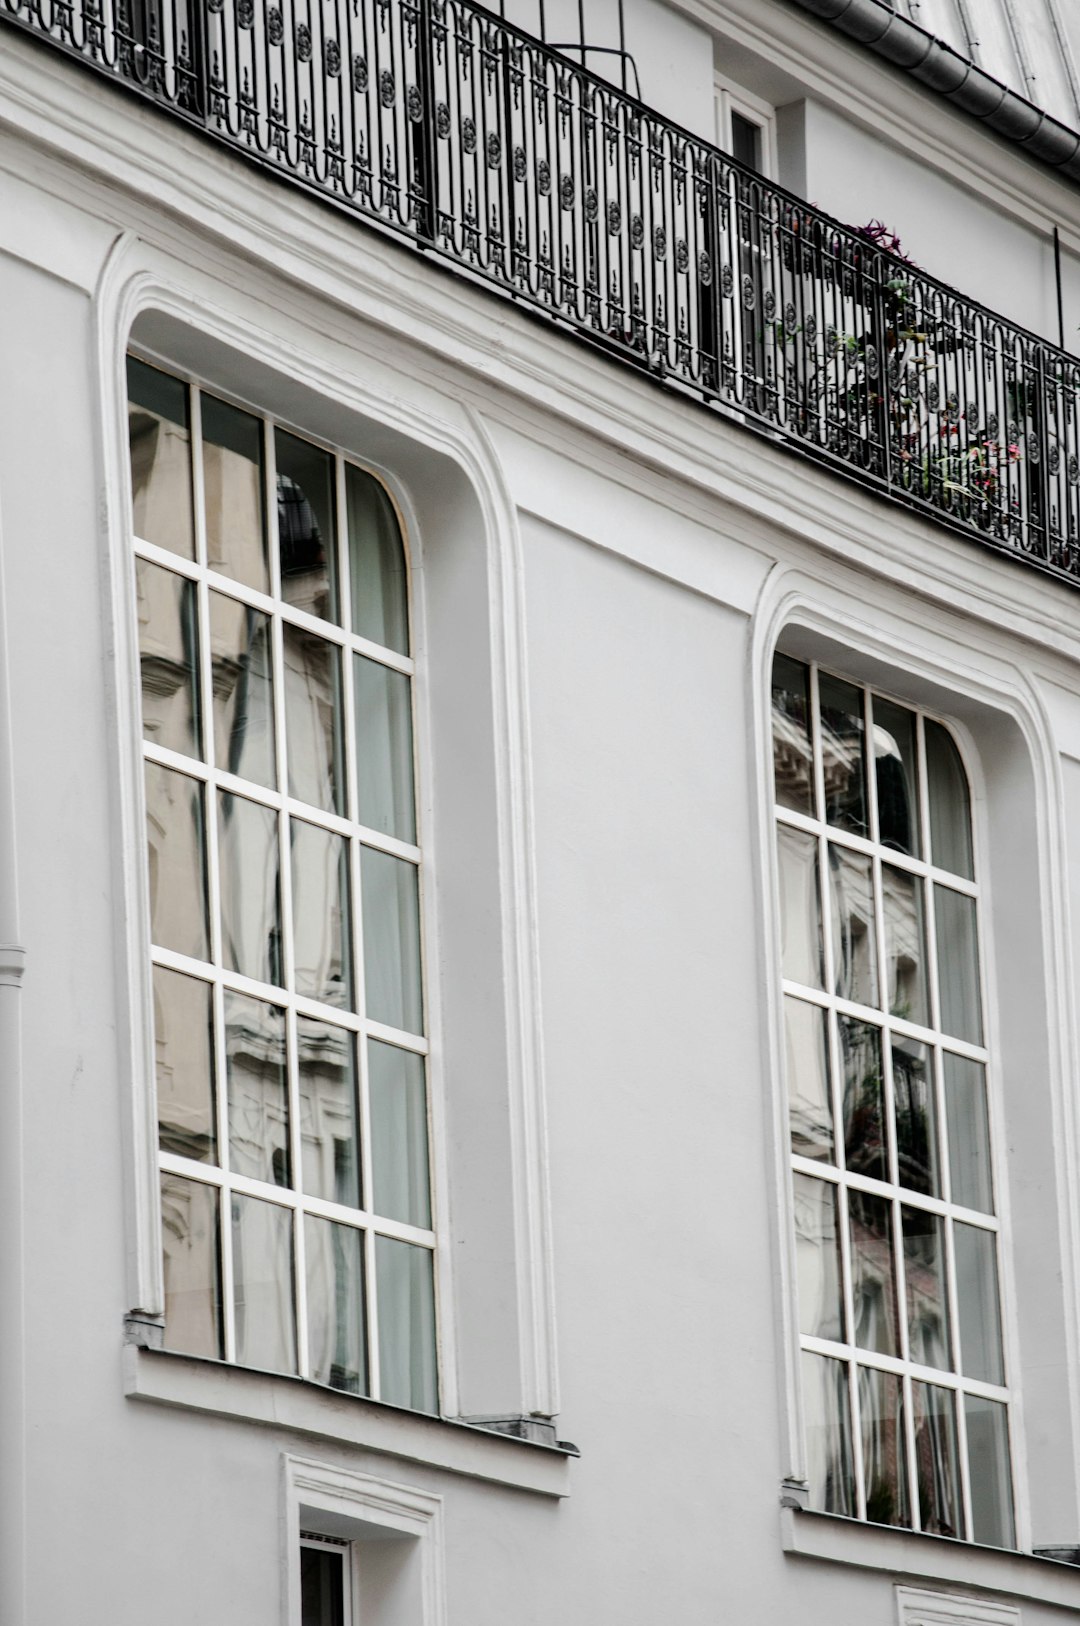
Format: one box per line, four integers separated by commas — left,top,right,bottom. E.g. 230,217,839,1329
776,656,1009,1546
133,360,436,1413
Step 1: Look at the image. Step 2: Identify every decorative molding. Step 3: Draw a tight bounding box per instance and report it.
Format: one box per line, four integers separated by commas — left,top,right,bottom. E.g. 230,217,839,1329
895,1584,1021,1625
284,1454,446,1626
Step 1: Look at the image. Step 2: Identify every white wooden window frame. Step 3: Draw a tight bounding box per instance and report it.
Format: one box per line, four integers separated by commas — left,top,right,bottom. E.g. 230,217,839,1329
714,71,778,180
284,1453,446,1626
132,356,439,1400
298,1532,354,1624
776,658,1015,1539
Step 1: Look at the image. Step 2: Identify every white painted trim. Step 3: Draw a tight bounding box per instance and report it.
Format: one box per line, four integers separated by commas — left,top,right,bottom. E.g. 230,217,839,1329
92,232,165,1318
464,405,559,1420
895,1584,1021,1626
284,1454,447,1626
123,1346,572,1497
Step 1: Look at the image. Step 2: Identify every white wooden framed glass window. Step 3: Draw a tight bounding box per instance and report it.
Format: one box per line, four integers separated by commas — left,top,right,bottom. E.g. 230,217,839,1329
772,653,1014,1546
300,1533,352,1626
714,71,777,179
128,353,438,1413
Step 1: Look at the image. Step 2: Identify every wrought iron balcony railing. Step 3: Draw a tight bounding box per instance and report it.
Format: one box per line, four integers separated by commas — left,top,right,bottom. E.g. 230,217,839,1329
7,0,1080,586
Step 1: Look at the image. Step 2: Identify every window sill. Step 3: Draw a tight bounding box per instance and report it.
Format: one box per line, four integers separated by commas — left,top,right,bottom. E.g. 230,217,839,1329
781,1508,1080,1611
123,1346,574,1498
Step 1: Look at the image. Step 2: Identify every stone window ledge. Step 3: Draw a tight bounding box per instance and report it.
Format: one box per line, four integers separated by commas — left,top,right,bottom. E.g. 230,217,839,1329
123,1346,574,1498
782,1508,1080,1613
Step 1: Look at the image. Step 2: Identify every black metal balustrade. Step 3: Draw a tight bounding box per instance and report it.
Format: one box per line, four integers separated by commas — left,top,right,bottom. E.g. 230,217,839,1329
7,0,1080,585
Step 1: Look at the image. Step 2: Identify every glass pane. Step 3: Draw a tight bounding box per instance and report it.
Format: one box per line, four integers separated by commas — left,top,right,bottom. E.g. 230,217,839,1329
361,847,424,1034
819,672,867,835
375,1236,438,1412
829,844,877,1007
965,1395,1015,1547
218,792,282,988
793,1173,844,1343
210,592,276,789
883,866,928,1027
730,112,760,169
902,1207,951,1371
201,393,267,594
136,559,201,759
347,465,409,654
926,720,973,881
301,1547,346,1626
859,1366,910,1528
801,1352,855,1515
874,698,920,858
299,1016,360,1209
127,356,194,558
912,1382,962,1537
369,1040,431,1228
354,655,416,843
231,1193,296,1374
849,1191,899,1356
145,760,209,961
284,624,344,815
935,886,983,1045
276,429,338,623
305,1215,368,1394
772,653,814,816
785,997,833,1163
225,993,288,1186
291,819,353,1008
955,1222,1004,1385
944,1053,993,1213
893,1039,938,1198
777,826,824,990
160,1172,221,1358
154,966,215,1162
841,1018,886,1182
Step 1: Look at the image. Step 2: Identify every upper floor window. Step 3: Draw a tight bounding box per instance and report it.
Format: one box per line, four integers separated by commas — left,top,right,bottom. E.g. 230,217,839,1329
128,355,437,1412
715,71,776,179
772,653,1014,1546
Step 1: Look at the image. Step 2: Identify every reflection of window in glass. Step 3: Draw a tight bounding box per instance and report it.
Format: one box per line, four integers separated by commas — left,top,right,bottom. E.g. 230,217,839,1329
772,653,1012,1546
129,356,437,1413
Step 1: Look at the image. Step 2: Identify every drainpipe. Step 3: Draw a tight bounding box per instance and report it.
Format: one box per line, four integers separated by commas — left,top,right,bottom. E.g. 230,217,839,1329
0,482,26,1626
789,0,1080,183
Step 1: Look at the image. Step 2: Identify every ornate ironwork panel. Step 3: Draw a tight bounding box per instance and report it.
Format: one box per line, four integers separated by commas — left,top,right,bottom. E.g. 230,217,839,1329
5,0,1080,585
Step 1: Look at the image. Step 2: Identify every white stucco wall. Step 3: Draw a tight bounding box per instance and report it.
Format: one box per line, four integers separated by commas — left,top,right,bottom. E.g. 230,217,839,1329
6,4,1080,1623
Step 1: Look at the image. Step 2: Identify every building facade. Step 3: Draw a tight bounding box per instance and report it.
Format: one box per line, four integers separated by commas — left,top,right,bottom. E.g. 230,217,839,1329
5,0,1080,1620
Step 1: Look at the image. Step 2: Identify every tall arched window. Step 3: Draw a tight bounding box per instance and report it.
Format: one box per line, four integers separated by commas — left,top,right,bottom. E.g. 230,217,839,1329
128,354,437,1413
772,652,1014,1546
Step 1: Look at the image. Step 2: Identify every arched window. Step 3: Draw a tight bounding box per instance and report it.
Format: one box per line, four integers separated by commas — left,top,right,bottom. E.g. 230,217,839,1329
129,354,437,1413
772,652,1013,1546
